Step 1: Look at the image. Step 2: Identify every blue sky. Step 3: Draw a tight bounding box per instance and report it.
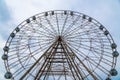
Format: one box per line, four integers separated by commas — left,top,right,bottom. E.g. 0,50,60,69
0,0,120,80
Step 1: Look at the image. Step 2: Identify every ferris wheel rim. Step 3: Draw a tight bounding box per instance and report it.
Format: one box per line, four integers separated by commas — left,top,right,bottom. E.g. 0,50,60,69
2,10,118,80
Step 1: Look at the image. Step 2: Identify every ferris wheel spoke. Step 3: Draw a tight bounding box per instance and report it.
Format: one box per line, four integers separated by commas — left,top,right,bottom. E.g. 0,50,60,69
10,40,50,49
21,55,32,66
93,71,103,80
31,23,56,38
18,56,31,65
62,15,81,36
64,27,99,39
30,29,55,39
9,45,28,53
66,38,103,45
13,67,24,76
74,59,92,79
78,58,94,77
80,44,112,58
34,18,56,37
64,44,99,80
75,42,103,53
67,41,102,54
45,16,58,36
67,39,103,44
37,17,55,32
65,33,108,42
55,13,60,35
63,21,90,38
67,44,99,58
19,40,58,80
85,58,94,71
61,14,68,35
66,43,102,62
64,30,96,40
3,10,118,80
13,62,36,76
75,51,99,71
17,47,48,62
78,54,109,76
61,46,83,79
8,61,20,69
99,58,113,66
22,58,44,76
24,42,52,58
19,55,44,80
19,53,36,62
87,58,110,75
27,41,53,48
34,42,60,80
11,40,53,53
68,42,113,59
14,35,53,40
72,47,111,75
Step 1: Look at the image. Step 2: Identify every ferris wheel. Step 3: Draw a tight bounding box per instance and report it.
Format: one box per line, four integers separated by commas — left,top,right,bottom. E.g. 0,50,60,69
2,10,119,80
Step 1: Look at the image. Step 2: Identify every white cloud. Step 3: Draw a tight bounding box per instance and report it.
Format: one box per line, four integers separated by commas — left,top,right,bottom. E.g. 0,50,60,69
5,0,77,24
4,0,120,50
0,36,5,48
0,36,7,80
1,0,120,79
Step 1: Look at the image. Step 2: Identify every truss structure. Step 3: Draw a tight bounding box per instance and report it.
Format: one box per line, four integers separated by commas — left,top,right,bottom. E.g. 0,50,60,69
2,10,118,80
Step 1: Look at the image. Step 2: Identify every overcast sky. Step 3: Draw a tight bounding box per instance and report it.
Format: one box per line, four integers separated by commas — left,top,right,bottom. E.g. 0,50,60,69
0,0,120,80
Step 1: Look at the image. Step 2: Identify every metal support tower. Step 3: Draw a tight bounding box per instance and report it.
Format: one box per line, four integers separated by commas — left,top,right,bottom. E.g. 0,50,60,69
19,36,98,80
2,10,118,80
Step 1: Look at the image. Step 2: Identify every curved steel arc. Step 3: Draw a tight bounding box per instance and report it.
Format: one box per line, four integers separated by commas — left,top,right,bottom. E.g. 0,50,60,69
3,10,118,80
20,36,99,80
61,41,98,80
19,39,58,80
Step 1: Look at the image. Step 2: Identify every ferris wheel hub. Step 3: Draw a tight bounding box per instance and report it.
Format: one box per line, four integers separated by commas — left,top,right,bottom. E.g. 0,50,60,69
58,36,62,41
2,10,118,80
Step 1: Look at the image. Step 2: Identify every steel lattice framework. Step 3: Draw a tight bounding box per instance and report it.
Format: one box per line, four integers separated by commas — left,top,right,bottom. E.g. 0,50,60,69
2,10,119,80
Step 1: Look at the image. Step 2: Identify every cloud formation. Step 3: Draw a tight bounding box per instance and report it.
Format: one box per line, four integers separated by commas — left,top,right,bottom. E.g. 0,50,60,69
0,0,11,24
0,0,120,80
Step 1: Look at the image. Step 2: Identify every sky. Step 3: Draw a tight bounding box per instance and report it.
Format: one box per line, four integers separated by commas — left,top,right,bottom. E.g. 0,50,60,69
0,0,120,80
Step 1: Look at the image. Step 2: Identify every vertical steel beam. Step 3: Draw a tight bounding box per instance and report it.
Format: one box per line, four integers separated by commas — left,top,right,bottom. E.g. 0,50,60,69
19,40,58,80
62,41,99,80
